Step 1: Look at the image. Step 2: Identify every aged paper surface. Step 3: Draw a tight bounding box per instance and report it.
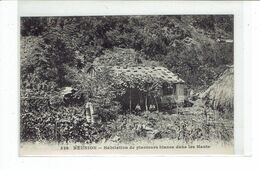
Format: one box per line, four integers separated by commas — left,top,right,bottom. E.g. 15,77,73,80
19,2,237,156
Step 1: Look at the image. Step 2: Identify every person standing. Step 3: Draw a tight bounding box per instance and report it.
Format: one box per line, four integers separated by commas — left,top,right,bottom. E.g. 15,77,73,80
85,102,95,124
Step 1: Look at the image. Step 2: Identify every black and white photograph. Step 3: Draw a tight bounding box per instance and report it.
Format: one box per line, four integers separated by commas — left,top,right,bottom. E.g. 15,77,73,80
20,15,234,155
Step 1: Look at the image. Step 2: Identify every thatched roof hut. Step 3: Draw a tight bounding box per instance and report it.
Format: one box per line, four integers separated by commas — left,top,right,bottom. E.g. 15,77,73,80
87,65,186,112
201,66,234,113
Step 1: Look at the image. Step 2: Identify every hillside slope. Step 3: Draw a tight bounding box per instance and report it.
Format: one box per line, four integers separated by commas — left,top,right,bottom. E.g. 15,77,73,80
21,15,233,92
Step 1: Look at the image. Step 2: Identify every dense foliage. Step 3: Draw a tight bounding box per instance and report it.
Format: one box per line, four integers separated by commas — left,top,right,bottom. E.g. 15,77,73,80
20,16,233,143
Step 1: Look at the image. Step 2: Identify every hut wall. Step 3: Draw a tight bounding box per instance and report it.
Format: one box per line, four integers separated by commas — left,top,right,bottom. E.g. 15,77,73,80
176,83,185,102
160,84,177,104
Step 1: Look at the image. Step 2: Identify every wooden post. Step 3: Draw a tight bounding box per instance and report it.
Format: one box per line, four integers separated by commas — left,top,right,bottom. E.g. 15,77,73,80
154,96,159,112
174,96,178,114
176,102,179,115
129,88,132,113
145,93,148,111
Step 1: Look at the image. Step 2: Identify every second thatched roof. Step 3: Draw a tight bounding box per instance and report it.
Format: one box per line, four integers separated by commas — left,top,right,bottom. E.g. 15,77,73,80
201,66,234,112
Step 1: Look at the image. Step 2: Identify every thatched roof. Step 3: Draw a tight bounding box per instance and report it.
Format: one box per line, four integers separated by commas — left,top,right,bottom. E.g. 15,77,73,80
96,66,185,84
201,66,233,112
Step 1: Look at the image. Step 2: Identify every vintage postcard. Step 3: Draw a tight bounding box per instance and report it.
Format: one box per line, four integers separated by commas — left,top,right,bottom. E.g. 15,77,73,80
20,14,234,155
